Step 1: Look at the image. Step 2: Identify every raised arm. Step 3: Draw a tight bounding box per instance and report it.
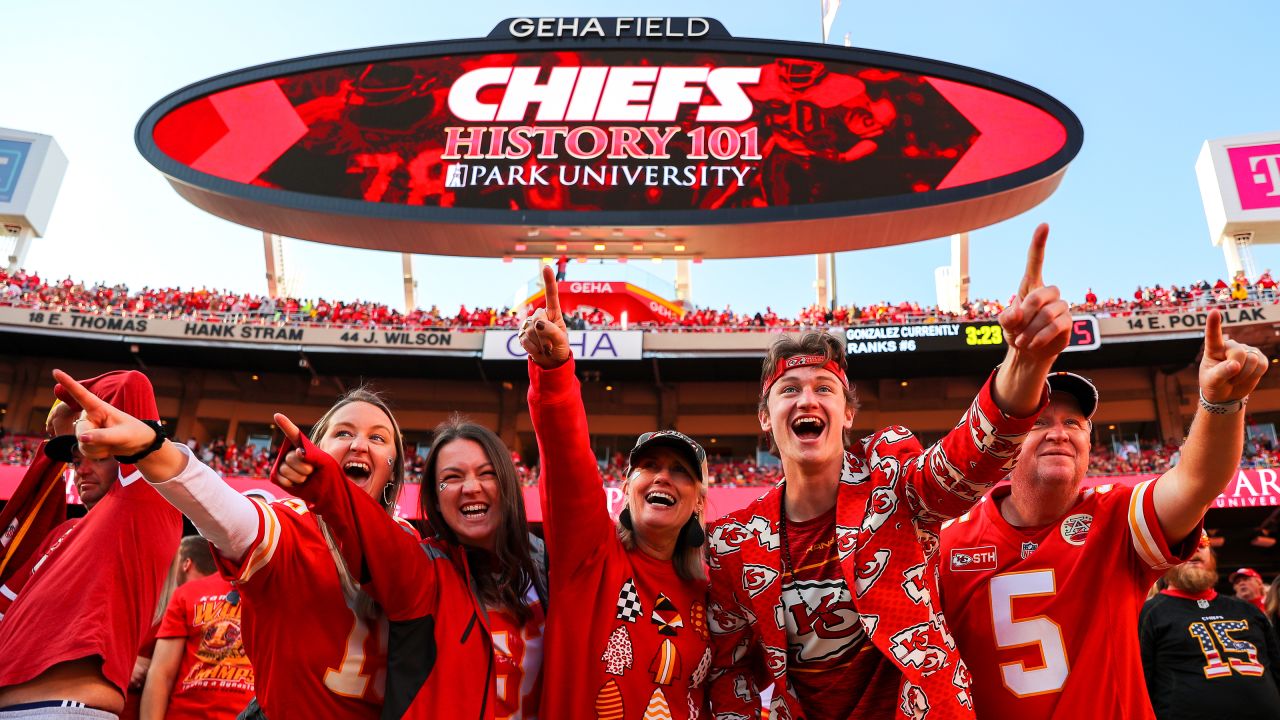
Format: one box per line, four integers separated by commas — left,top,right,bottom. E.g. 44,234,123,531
1152,311,1268,544
270,414,436,621
51,369,259,562
522,265,615,574
992,223,1072,416
902,227,1064,521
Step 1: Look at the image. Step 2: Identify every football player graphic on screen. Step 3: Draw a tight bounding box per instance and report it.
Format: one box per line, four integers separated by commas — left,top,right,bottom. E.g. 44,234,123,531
749,58,898,205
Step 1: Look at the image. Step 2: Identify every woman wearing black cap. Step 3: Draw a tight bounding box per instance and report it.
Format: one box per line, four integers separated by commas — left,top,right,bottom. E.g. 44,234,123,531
521,265,712,720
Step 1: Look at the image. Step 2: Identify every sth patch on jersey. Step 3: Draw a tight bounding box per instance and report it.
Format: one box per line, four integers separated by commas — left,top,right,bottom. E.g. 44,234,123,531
949,546,996,572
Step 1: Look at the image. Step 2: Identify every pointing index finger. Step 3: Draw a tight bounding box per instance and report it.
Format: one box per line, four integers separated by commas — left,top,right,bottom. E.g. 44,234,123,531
1204,309,1226,359
542,264,563,323
51,369,108,415
1018,223,1049,297
273,413,305,449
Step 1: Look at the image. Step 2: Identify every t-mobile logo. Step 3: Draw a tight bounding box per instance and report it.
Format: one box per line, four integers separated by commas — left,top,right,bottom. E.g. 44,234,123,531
1229,143,1280,210
1251,153,1280,197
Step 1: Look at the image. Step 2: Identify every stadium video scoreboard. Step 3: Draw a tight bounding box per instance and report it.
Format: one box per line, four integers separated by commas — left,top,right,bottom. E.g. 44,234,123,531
845,317,1100,355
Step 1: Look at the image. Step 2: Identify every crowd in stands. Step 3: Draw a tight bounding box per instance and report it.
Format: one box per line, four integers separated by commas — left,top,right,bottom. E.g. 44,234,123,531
3,267,1277,333
0,429,1274,489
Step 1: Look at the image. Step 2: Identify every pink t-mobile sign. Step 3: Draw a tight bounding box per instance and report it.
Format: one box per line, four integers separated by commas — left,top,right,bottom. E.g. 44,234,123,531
1229,142,1280,210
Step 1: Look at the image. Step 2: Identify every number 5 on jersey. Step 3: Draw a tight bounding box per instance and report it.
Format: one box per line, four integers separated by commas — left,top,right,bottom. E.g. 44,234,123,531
990,570,1070,697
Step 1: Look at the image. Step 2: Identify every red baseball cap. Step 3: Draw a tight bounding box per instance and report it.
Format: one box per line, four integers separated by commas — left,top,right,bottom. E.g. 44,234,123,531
1230,568,1262,583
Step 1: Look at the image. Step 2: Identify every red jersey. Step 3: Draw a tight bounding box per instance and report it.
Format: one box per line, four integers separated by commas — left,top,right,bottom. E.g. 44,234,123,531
939,480,1199,719
529,359,710,720
216,498,386,720
490,588,546,720
783,508,898,719
0,471,181,695
157,574,255,719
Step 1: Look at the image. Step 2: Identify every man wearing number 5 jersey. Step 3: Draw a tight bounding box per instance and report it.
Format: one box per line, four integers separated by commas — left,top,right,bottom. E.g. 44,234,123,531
939,310,1269,719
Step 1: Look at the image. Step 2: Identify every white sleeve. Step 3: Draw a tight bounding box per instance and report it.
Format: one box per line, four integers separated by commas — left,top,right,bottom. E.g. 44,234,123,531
147,442,261,562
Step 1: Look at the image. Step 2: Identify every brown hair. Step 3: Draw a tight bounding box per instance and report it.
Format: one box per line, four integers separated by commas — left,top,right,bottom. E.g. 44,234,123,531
152,534,217,625
422,416,544,625
758,332,859,448
308,386,407,618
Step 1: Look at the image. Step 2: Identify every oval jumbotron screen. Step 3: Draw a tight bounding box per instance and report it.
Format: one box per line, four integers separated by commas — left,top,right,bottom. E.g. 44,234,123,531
136,20,1082,258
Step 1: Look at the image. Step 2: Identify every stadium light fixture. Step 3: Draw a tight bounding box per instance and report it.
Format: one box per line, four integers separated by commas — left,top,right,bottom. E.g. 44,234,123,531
633,242,644,252
651,256,663,264
654,229,667,239
526,229,539,238
569,228,582,237
576,256,587,263
555,243,568,252
594,243,606,251
514,243,527,252
605,384,614,391
674,244,686,252
900,380,909,387
251,374,260,381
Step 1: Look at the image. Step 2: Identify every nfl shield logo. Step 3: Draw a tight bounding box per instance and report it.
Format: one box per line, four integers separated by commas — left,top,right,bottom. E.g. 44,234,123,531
1020,541,1038,559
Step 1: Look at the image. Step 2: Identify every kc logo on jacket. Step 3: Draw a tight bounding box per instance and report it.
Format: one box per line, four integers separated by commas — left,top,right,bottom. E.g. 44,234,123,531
708,521,750,558
781,579,863,662
889,623,947,675
965,401,1023,464
834,524,858,560
921,444,989,504
865,486,899,527
762,644,787,677
707,600,752,635
901,563,930,605
742,564,780,599
900,681,932,720
853,548,891,597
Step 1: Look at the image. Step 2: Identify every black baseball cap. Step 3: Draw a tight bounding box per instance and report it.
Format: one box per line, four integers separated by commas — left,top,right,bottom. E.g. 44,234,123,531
44,434,80,463
627,430,708,483
1047,372,1099,420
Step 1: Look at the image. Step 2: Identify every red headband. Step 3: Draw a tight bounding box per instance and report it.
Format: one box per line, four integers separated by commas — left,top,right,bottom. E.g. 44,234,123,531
762,354,850,394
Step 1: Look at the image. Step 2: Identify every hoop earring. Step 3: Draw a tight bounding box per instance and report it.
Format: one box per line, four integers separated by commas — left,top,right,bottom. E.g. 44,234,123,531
382,483,396,506
619,506,634,530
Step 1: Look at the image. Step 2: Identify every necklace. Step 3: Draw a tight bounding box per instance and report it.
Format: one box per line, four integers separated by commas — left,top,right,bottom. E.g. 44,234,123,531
780,483,795,579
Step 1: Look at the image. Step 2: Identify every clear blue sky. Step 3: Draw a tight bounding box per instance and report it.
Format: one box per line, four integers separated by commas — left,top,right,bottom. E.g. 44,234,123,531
5,1,1279,315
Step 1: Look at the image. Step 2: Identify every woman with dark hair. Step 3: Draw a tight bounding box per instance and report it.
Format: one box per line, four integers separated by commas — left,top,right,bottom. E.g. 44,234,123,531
520,266,712,719
51,375,407,720
271,413,547,719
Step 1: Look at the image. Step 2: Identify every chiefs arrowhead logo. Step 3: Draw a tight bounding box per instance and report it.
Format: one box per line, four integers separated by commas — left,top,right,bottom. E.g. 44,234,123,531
835,524,858,560
854,548,890,597
742,564,780,598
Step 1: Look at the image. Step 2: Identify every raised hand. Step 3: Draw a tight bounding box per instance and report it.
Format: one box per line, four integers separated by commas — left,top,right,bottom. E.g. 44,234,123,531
272,413,315,491
998,224,1071,362
1200,310,1268,404
520,265,572,369
51,369,154,460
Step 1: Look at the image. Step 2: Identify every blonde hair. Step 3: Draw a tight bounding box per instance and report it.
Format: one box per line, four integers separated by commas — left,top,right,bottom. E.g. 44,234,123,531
617,468,708,583
307,387,406,618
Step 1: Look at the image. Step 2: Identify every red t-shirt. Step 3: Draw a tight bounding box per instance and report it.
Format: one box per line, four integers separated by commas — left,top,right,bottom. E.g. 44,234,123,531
157,574,255,719
782,508,898,719
0,471,181,695
215,498,386,720
939,480,1200,719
